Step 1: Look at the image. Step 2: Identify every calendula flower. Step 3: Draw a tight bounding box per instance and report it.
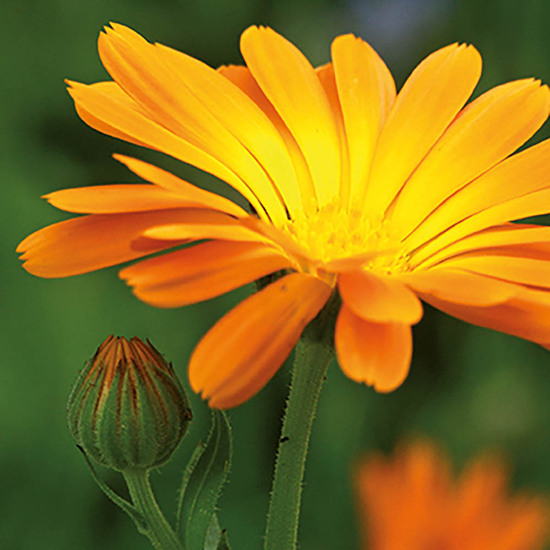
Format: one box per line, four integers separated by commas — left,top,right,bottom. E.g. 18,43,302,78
18,24,550,408
356,440,550,550
67,335,192,472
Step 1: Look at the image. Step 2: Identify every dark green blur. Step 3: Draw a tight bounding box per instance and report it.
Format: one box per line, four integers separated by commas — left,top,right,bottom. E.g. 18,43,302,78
2,0,550,548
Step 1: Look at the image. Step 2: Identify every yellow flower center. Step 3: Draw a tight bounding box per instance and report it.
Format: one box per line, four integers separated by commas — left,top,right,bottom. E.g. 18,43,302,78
279,200,412,277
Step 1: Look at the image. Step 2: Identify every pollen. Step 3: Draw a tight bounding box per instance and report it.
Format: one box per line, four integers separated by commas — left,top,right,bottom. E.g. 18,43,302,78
280,200,411,275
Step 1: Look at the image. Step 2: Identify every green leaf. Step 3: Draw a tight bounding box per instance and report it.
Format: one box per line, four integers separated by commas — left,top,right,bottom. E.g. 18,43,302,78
177,410,232,550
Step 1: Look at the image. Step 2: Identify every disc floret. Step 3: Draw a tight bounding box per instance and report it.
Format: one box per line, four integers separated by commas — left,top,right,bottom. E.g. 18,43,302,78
280,200,411,276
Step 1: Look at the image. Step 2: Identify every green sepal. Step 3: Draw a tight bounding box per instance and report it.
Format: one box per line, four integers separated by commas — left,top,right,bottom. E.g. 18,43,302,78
77,446,148,534
177,410,232,550
205,514,230,550
204,514,231,550
216,531,231,550
67,337,192,473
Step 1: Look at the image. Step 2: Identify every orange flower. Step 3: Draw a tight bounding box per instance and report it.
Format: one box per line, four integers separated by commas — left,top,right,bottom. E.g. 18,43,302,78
355,440,550,550
18,24,550,408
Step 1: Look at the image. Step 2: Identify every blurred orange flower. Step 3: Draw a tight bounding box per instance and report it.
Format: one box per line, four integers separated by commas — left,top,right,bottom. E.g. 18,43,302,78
18,25,550,408
356,440,550,550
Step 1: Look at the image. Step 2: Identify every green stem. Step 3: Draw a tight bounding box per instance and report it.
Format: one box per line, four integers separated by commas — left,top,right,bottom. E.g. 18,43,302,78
264,294,338,550
123,469,183,550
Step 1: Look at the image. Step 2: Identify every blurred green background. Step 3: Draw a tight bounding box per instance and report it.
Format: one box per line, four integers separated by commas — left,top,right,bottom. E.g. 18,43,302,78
3,0,550,548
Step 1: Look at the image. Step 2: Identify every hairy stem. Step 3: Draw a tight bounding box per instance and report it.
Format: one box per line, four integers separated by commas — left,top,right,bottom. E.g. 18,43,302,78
264,294,338,550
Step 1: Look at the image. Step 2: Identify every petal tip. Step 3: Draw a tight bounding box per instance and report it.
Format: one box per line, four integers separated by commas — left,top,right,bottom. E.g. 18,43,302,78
103,22,128,36
371,378,404,393
118,265,132,283
65,79,82,93
204,394,235,410
100,23,116,38
112,152,133,167
240,24,275,43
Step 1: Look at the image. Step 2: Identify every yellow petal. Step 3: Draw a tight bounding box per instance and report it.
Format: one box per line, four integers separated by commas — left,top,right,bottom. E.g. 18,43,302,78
415,224,550,269
240,26,341,207
406,138,550,258
189,273,332,409
339,271,423,324
98,24,288,224
119,240,291,307
412,187,550,266
315,63,349,202
362,43,482,219
217,65,280,121
331,34,395,207
156,42,306,217
219,64,316,208
335,304,412,392
392,79,550,236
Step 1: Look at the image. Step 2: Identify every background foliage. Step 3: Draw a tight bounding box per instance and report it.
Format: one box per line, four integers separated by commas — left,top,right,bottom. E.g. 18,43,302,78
3,0,550,548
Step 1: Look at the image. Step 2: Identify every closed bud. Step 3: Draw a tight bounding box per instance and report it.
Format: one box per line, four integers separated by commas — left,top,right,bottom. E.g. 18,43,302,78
68,335,192,472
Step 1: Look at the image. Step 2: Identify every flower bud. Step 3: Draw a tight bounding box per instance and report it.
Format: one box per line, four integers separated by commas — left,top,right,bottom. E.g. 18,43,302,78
68,335,192,472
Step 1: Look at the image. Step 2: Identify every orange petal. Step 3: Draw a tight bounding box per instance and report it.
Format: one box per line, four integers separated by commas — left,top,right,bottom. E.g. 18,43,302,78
363,43,482,218
97,24,288,224
154,41,305,218
493,503,550,550
331,34,395,206
335,304,412,392
113,155,247,217
400,268,520,306
421,288,550,344
119,240,292,307
454,454,509,530
414,188,550,267
67,80,269,221
407,139,550,259
415,223,550,269
240,26,341,207
358,440,453,549
439,253,550,288
339,271,423,324
17,209,192,278
189,273,332,409
141,218,269,244
67,80,150,147
44,184,226,214
392,79,550,235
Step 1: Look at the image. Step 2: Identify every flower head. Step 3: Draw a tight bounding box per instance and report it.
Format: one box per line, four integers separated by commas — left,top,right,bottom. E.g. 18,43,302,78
67,335,192,471
355,440,550,550
19,24,550,408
